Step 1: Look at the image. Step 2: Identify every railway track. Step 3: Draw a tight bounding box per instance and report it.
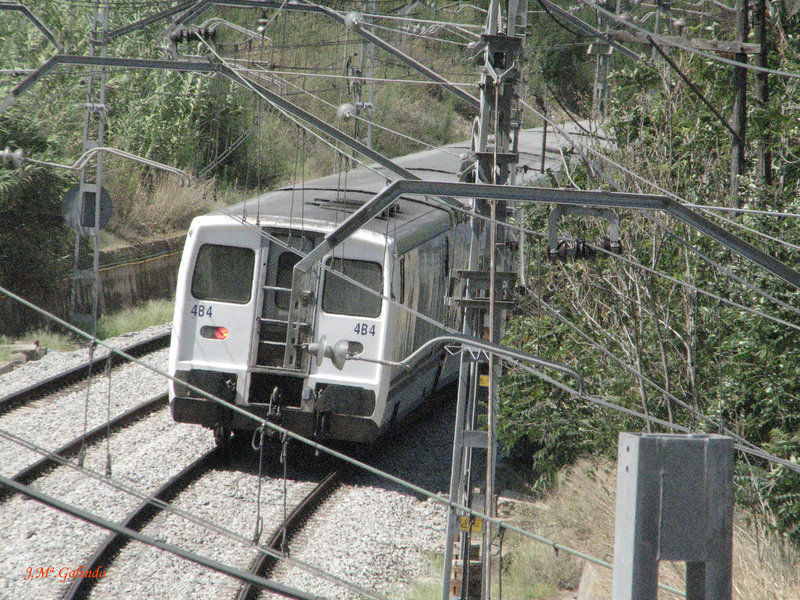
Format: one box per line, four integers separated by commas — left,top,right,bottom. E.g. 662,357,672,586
236,469,341,600
62,447,223,600
0,328,173,479
0,331,170,416
0,392,168,502
0,326,454,599
60,446,342,600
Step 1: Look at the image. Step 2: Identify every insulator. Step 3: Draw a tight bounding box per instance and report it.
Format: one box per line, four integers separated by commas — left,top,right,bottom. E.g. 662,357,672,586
574,240,596,260
344,11,362,30
601,236,623,254
1,146,24,168
336,103,356,121
550,240,569,262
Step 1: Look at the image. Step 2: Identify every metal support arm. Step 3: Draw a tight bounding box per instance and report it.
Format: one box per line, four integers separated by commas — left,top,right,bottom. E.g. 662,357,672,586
288,180,800,289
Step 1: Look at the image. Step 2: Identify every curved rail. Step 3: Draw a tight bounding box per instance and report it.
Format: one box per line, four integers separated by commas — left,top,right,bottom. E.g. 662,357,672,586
62,447,221,600
235,469,342,600
0,331,170,416
0,393,168,502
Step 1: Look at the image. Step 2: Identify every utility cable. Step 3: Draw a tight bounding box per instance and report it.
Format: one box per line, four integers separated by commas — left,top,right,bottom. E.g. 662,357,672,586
682,204,800,220
577,0,800,80
225,60,476,86
0,428,389,600
0,472,336,600
341,18,469,46
650,217,800,321
514,287,769,456
0,284,690,599
518,96,800,256
227,60,465,158
359,12,484,32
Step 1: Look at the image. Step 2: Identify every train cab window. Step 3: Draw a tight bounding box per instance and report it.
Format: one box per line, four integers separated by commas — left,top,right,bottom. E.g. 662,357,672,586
322,259,383,318
275,252,301,309
191,243,255,304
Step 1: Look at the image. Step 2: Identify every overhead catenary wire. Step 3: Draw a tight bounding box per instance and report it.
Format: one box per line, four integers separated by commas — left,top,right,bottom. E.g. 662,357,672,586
576,0,800,80
225,59,476,86
335,15,470,46
0,428,390,600
358,12,484,31
0,284,692,599
512,284,769,457
14,0,800,556
9,10,796,600
0,473,334,600
518,95,800,256
682,204,800,220
227,60,465,158
0,278,788,597
14,111,796,373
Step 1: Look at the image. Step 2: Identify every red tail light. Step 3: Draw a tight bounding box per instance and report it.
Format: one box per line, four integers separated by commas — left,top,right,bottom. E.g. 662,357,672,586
200,326,229,340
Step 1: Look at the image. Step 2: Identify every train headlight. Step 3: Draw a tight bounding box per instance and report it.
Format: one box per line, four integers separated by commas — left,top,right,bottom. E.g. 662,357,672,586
200,326,229,340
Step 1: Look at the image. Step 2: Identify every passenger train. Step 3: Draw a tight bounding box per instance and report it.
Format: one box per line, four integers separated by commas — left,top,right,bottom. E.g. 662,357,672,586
167,129,561,445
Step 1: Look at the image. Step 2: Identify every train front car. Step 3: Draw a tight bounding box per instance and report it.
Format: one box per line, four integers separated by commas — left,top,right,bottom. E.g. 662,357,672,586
168,213,397,444
168,182,461,447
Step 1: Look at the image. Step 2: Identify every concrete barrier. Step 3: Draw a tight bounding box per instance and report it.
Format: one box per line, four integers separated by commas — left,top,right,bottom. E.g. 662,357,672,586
0,235,185,336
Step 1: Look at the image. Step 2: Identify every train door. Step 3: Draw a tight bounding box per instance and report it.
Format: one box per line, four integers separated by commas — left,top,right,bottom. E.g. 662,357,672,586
169,222,262,407
314,250,385,379
254,232,315,368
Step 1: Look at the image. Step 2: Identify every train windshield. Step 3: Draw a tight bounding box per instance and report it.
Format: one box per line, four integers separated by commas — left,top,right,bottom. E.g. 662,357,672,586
191,243,255,304
322,258,382,317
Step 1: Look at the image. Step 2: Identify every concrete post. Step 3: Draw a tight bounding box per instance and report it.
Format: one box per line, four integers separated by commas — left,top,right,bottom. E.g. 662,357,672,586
612,433,734,600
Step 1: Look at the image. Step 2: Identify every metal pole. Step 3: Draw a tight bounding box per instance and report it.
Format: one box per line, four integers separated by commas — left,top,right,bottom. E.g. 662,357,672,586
70,1,108,335
753,0,771,185
359,0,375,149
729,0,748,204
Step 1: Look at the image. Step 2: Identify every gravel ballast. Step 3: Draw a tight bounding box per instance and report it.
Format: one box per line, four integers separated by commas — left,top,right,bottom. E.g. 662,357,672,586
1,324,461,600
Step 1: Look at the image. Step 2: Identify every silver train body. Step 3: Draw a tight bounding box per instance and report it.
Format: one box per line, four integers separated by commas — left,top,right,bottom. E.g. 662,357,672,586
168,145,471,443
167,128,563,443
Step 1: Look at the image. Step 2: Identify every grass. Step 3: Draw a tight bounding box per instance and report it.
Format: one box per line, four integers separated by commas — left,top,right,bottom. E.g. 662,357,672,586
0,298,174,361
0,328,80,361
408,459,800,600
95,298,174,339
403,552,444,600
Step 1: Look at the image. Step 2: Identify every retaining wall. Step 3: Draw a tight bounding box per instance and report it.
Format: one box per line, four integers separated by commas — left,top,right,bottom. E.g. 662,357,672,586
1,236,186,337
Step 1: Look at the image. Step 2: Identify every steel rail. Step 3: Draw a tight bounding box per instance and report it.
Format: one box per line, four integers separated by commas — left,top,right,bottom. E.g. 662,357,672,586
62,447,222,600
1,393,167,501
0,472,325,600
0,331,170,416
236,469,342,600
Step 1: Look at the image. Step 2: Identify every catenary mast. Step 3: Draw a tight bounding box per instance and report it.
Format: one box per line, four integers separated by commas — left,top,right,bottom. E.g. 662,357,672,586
442,1,528,598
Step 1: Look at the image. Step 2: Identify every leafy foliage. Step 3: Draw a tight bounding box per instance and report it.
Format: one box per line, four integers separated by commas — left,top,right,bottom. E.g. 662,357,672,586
0,110,71,300
497,4,800,545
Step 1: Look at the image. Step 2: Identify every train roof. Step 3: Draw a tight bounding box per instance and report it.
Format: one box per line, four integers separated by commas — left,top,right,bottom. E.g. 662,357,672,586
213,125,591,248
